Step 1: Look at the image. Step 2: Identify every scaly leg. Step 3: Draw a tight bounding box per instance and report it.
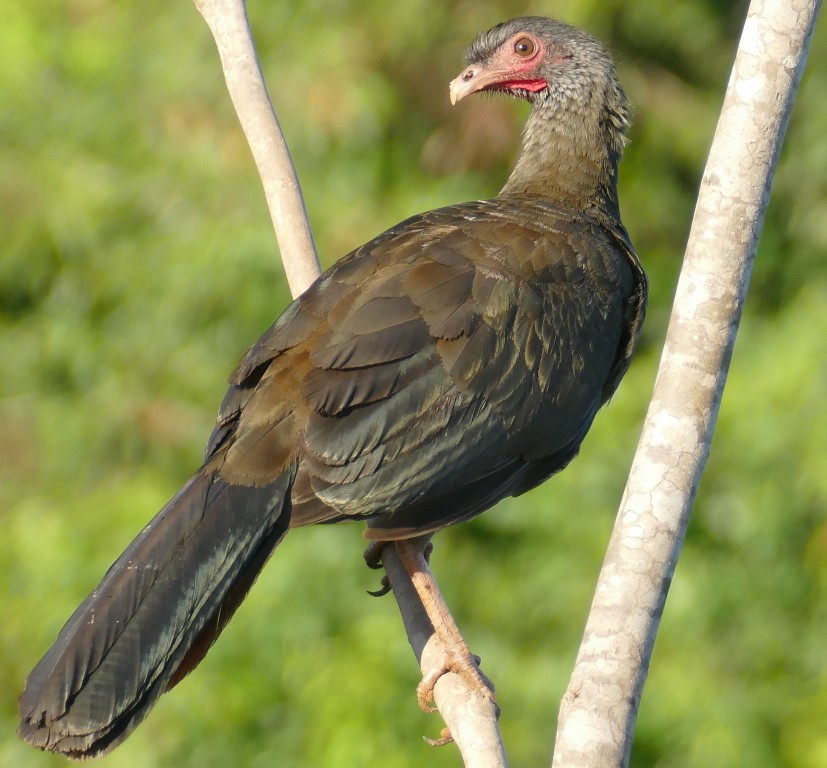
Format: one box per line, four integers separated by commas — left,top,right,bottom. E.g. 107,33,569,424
365,537,496,713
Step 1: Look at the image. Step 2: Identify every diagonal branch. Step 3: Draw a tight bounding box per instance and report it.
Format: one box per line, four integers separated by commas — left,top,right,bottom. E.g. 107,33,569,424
552,1,822,766
192,1,506,763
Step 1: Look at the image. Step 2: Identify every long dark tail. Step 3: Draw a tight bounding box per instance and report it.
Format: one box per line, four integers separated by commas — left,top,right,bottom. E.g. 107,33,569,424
18,468,293,758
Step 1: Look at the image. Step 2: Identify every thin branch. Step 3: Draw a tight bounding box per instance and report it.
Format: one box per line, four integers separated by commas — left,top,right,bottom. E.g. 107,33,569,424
193,1,507,762
552,1,822,766
193,0,320,296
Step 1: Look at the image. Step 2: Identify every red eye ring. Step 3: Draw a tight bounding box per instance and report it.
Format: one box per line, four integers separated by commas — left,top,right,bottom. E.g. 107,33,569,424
513,36,536,57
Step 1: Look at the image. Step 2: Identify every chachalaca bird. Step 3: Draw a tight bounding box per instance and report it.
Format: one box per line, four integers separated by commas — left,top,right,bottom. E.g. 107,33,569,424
19,16,647,758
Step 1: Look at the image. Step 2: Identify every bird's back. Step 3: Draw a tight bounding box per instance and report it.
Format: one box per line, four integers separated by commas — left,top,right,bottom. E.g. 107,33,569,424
207,197,646,540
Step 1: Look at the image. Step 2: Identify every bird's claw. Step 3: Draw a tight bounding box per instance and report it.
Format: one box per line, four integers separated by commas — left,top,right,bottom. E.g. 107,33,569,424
366,575,391,597
416,648,498,716
423,726,454,747
363,542,392,596
363,539,433,570
363,541,386,570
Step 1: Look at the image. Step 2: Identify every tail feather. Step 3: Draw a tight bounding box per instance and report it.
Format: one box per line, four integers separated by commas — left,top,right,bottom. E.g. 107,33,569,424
18,468,293,758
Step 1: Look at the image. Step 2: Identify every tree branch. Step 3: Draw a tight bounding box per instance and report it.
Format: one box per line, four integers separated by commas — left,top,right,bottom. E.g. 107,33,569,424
193,0,320,296
552,1,822,765
193,1,506,763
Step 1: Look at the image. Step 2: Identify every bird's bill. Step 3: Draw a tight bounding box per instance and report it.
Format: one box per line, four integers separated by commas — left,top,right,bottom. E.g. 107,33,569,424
449,65,547,105
450,65,510,104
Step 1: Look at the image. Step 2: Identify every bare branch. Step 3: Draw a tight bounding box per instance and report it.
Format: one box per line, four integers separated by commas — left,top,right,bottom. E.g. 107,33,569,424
193,0,320,296
193,1,507,762
552,1,822,766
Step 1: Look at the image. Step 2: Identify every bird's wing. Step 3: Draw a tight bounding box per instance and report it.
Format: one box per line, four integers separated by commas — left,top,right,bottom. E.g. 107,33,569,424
205,201,634,538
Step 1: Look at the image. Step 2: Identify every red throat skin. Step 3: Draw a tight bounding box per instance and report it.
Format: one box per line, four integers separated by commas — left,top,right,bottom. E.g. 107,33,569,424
502,78,547,94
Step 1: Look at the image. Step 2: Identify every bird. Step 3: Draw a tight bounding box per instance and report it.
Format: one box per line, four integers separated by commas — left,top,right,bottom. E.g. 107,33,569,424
19,16,646,758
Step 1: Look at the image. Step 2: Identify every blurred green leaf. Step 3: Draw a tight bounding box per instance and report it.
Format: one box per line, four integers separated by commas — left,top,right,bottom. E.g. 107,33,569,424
2,2,825,766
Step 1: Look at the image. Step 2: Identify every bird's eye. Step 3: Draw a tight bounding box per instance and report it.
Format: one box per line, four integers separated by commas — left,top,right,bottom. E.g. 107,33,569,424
513,37,536,57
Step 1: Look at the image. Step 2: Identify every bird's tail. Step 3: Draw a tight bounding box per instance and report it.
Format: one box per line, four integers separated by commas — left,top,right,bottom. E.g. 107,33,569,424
18,468,293,759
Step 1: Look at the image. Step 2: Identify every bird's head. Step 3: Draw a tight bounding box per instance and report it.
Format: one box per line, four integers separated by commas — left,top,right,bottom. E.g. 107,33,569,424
450,17,629,205
450,16,628,131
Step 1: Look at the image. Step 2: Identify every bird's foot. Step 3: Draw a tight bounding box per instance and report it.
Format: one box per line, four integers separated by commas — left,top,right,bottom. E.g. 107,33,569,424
364,537,498,721
363,539,435,597
367,576,391,598
416,646,497,715
363,541,386,570
364,542,392,596
363,539,434,569
423,726,454,747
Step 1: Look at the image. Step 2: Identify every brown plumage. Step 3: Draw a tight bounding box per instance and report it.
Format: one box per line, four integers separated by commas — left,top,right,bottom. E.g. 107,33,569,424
19,16,646,757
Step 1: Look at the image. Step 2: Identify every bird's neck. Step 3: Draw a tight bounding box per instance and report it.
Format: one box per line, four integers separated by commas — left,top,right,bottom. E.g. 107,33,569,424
499,100,623,216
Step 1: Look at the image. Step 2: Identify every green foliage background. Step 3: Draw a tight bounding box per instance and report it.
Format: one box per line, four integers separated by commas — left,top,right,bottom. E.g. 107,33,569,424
2,1,825,766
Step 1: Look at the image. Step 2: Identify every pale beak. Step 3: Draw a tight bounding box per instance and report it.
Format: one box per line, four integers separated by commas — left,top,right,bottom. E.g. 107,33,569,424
449,64,513,105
